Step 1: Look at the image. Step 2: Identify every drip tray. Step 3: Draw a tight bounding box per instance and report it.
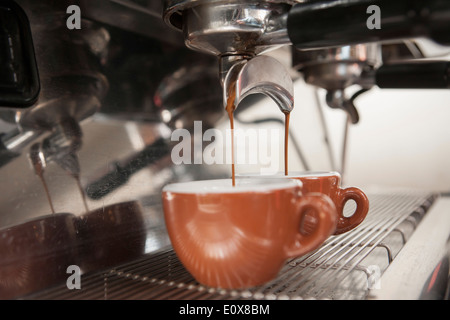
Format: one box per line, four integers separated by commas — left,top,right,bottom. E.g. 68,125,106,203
26,191,437,300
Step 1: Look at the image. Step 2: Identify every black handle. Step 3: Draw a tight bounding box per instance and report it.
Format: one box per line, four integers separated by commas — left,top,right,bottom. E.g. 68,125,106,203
0,0,40,107
376,61,450,89
287,0,450,50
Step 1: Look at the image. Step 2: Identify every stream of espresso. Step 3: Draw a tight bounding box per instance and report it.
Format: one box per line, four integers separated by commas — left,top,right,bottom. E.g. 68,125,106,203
226,81,237,187
226,80,292,185
284,112,290,176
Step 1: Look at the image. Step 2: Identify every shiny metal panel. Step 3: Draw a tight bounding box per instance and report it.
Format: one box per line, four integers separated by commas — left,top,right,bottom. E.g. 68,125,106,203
371,197,450,300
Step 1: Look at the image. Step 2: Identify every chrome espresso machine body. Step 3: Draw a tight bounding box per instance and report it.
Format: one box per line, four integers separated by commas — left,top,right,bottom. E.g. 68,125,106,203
0,0,449,300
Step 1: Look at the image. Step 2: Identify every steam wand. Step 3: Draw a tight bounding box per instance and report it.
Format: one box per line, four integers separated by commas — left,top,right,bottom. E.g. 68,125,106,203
313,88,337,172
334,88,369,183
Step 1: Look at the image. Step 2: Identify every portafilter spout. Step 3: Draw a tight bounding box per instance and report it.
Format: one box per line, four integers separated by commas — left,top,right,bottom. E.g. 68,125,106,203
222,55,294,114
163,0,295,113
163,1,292,57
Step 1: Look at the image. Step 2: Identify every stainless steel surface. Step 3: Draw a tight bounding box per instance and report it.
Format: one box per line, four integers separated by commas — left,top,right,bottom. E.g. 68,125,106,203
163,0,301,33
223,55,294,113
0,0,223,215
161,0,302,120
0,16,227,293
370,197,450,300
80,0,184,46
25,191,439,300
293,44,382,91
178,2,291,56
163,0,300,118
292,44,381,126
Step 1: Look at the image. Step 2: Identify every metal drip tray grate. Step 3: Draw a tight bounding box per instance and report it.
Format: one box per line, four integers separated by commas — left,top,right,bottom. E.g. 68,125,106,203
27,191,437,300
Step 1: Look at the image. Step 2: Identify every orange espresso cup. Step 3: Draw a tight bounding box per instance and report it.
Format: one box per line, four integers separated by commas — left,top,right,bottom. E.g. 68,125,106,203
239,172,369,235
162,178,337,289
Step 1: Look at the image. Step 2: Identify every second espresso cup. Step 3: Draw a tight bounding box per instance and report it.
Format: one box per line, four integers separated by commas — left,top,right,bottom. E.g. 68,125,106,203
162,178,337,289
239,172,369,235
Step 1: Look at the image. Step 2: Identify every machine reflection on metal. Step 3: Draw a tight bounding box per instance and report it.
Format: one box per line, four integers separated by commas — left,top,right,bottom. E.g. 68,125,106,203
28,118,89,213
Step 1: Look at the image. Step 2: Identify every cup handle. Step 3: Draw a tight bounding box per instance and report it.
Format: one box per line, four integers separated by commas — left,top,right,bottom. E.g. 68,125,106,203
284,193,337,258
335,187,369,235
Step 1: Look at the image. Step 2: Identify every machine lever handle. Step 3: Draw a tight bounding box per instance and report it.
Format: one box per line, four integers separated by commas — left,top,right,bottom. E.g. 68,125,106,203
287,0,450,50
376,61,450,89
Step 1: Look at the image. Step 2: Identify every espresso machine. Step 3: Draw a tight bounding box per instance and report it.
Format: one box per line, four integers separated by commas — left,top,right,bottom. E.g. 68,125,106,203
0,0,449,300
